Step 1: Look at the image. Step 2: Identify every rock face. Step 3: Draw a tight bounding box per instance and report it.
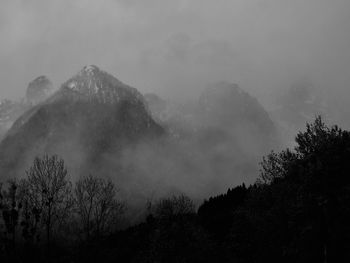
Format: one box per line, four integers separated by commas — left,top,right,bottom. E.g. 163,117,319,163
26,76,53,105
0,66,164,180
61,65,145,104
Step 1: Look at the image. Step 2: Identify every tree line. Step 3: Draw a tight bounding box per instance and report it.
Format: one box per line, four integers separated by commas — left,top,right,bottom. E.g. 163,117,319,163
1,116,350,262
0,155,125,259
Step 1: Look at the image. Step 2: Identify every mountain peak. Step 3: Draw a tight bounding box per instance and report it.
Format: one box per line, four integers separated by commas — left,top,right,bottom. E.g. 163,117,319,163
65,65,120,92
80,65,100,76
0,66,164,181
60,65,144,105
26,75,53,105
206,82,244,95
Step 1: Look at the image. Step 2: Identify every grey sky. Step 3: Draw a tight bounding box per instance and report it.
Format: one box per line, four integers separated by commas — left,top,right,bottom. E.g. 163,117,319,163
1,0,350,104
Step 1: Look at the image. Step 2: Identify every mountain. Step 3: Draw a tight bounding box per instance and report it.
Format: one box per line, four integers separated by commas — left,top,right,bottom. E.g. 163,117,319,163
0,100,26,140
0,76,54,140
0,71,279,203
144,82,280,190
0,65,164,180
198,82,279,153
26,75,54,105
199,82,273,130
144,93,168,122
146,82,279,154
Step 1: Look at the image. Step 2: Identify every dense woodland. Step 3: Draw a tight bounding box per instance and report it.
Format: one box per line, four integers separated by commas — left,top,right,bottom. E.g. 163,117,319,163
1,116,350,262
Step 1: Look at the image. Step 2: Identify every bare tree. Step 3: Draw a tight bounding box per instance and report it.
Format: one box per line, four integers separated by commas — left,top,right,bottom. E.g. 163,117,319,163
74,174,125,240
24,155,73,247
17,179,42,244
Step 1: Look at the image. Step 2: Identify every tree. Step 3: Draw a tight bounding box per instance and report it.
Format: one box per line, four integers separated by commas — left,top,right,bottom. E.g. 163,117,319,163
255,116,350,262
258,149,296,185
0,180,21,248
17,179,41,244
24,155,73,248
198,184,248,240
153,194,195,220
74,174,125,240
146,195,209,262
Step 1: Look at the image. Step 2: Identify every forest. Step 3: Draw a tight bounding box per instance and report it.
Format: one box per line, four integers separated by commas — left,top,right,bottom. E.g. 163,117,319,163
0,116,349,262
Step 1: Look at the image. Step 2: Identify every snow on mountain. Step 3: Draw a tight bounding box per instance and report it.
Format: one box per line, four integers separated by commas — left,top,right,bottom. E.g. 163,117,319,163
60,65,144,105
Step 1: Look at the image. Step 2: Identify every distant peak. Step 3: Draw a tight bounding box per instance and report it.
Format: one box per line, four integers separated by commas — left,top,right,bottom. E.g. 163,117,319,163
35,75,49,81
203,82,245,97
26,75,53,105
214,81,240,90
80,65,100,75
30,75,51,84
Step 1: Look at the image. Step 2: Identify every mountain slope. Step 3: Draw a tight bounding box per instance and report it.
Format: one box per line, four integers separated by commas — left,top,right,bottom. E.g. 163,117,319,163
0,66,164,180
198,82,279,152
146,82,279,154
143,82,280,190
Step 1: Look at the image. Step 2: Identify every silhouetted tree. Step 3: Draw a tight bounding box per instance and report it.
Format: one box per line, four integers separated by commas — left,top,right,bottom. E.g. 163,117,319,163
0,180,21,249
74,174,125,240
198,184,247,239
1,116,350,263
252,116,350,262
258,149,296,184
17,179,41,244
152,194,195,220
24,155,73,249
144,194,211,263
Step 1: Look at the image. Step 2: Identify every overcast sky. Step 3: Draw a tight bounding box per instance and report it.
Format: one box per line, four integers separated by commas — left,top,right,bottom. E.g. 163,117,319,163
1,0,350,103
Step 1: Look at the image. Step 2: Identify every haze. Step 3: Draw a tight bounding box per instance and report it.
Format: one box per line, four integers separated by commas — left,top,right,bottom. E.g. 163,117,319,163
1,0,350,115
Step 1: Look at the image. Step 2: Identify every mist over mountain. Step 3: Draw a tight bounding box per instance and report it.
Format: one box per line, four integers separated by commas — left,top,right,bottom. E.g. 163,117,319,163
140,81,280,199
0,75,55,140
198,82,278,152
270,78,329,145
146,81,278,154
0,66,163,184
0,66,283,212
0,2,350,261
0,100,26,139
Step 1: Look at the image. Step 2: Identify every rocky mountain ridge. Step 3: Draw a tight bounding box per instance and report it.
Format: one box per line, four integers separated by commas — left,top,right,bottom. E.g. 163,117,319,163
0,66,163,180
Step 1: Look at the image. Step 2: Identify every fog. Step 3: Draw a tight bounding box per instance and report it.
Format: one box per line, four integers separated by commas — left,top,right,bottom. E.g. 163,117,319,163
1,0,350,112
1,0,350,214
